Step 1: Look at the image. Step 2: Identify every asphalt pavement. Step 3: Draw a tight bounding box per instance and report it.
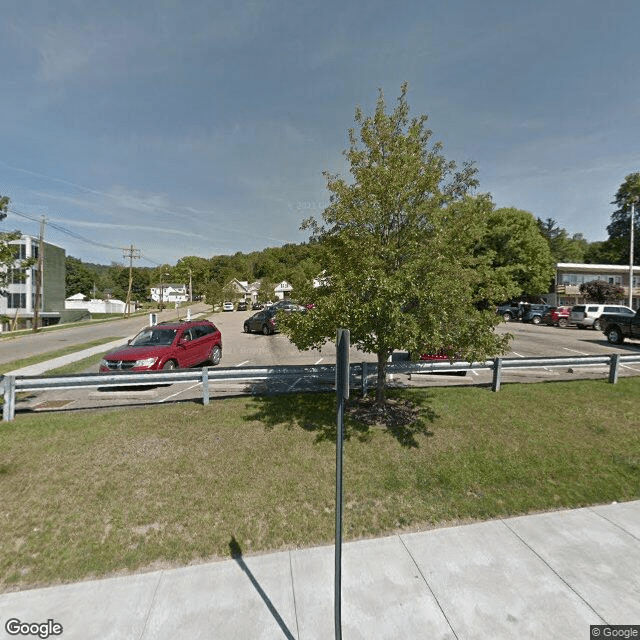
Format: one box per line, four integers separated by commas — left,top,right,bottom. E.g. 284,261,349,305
1,500,638,639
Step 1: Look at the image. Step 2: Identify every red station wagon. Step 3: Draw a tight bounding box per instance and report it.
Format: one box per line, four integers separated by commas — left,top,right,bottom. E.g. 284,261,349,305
99,320,222,372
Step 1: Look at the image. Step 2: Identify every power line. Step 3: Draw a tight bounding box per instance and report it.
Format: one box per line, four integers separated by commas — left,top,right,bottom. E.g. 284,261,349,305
6,206,163,266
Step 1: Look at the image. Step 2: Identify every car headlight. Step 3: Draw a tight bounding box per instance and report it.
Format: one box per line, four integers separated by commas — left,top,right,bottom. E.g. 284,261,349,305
133,357,158,368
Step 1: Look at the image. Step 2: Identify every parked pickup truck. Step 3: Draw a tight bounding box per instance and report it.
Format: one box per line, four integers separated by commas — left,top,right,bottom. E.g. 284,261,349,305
600,308,640,345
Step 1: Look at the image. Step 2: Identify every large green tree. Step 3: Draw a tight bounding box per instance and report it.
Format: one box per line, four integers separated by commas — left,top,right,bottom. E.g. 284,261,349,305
478,208,554,296
280,85,511,406
604,172,640,264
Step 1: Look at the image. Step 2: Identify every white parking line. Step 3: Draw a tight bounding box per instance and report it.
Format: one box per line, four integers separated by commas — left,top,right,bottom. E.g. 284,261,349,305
621,364,640,373
562,347,591,356
314,358,323,365
159,382,201,403
511,352,525,358
236,360,251,367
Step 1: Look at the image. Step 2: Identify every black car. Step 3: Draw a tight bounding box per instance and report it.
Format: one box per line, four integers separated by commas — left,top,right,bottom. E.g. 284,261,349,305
236,301,248,311
243,308,278,335
251,302,264,310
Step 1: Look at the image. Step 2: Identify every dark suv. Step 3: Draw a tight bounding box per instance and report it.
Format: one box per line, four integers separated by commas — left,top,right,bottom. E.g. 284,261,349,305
496,302,523,322
521,304,553,325
99,320,222,372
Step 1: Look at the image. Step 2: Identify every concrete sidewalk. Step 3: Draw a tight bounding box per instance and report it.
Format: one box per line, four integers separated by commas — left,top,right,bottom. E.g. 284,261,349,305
1,500,639,639
4,339,129,377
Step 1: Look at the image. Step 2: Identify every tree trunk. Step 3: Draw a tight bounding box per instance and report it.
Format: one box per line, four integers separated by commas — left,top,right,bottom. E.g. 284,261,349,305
375,350,389,406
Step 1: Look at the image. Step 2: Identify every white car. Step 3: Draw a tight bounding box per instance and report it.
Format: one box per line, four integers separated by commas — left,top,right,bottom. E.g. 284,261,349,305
569,304,635,330
222,302,234,312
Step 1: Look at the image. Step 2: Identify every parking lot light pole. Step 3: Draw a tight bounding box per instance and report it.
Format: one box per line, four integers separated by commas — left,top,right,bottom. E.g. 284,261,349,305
630,197,638,310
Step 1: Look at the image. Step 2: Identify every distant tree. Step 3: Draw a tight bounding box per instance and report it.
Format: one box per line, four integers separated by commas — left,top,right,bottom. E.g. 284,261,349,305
579,279,625,304
174,256,210,299
480,208,555,296
65,256,95,297
280,84,511,406
602,172,640,264
537,217,588,263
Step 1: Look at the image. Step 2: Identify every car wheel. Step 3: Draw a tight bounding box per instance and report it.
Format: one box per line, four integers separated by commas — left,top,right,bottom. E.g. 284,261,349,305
262,324,271,335
162,360,176,370
531,315,541,325
606,326,624,345
244,323,251,333
502,312,511,322
593,318,602,331
209,345,222,366
558,318,568,328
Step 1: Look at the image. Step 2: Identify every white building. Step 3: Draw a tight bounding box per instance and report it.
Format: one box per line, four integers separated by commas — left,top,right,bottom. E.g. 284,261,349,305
0,235,66,330
150,283,188,304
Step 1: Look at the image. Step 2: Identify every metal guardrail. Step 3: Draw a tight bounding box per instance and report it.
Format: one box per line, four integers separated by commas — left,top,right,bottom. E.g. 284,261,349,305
3,354,640,421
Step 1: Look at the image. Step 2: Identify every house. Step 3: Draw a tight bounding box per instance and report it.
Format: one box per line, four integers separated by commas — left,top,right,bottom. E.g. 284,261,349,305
274,280,292,300
551,263,640,308
0,235,66,331
150,283,188,304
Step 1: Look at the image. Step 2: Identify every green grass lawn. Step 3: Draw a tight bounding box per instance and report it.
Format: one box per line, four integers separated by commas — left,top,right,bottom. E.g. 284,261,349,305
1,378,639,592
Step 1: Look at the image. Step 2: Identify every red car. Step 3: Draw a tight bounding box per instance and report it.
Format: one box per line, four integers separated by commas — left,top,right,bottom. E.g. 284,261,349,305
543,305,572,328
99,320,222,372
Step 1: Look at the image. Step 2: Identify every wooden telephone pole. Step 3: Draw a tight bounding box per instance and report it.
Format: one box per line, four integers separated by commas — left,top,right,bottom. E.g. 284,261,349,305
32,216,45,332
121,245,141,317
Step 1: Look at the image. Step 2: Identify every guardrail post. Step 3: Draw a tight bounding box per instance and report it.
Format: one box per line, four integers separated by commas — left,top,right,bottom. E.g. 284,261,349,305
202,367,210,405
609,354,621,384
3,376,16,422
361,362,368,396
492,358,502,392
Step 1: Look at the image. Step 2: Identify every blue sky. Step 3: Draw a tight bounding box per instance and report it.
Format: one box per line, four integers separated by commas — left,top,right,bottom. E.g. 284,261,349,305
1,0,639,267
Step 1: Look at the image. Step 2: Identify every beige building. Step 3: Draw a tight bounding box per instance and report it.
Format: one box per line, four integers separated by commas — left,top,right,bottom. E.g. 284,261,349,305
551,263,640,308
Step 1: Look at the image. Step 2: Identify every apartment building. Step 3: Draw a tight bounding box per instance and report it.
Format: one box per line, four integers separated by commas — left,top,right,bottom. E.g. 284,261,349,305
0,235,66,330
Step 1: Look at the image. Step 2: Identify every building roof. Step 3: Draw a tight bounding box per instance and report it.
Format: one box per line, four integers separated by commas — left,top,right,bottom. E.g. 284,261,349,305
557,263,640,272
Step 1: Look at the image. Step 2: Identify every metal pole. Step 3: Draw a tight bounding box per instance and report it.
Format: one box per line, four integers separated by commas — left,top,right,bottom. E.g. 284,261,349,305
630,200,636,310
335,329,350,640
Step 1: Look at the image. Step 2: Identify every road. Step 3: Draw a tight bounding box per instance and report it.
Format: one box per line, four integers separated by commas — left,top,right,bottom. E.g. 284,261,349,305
9,313,640,416
0,304,211,365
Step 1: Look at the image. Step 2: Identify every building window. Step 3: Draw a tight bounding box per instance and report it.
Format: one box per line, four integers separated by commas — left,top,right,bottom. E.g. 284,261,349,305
9,268,26,284
8,293,26,309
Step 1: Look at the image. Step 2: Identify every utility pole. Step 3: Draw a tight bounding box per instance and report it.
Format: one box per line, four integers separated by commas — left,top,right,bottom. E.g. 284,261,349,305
189,268,193,303
32,216,45,332
121,245,141,317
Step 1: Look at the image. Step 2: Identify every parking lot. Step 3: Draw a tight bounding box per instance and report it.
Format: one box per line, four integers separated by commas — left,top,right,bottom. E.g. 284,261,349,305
13,309,640,415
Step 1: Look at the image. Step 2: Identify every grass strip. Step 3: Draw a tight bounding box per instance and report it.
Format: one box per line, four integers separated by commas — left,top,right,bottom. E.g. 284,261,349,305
0,337,123,375
0,377,639,592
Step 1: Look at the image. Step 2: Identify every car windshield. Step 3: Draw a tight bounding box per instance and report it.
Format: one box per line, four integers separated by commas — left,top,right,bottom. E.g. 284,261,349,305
130,328,177,346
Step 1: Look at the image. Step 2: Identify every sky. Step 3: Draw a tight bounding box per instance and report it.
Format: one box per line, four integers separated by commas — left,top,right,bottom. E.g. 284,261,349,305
1,0,639,268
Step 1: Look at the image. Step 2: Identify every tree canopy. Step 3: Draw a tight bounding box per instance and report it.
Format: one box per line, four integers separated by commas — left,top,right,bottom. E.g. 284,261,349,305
598,172,640,264
479,208,554,296
579,280,625,304
536,217,588,263
280,84,512,405
0,195,27,294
